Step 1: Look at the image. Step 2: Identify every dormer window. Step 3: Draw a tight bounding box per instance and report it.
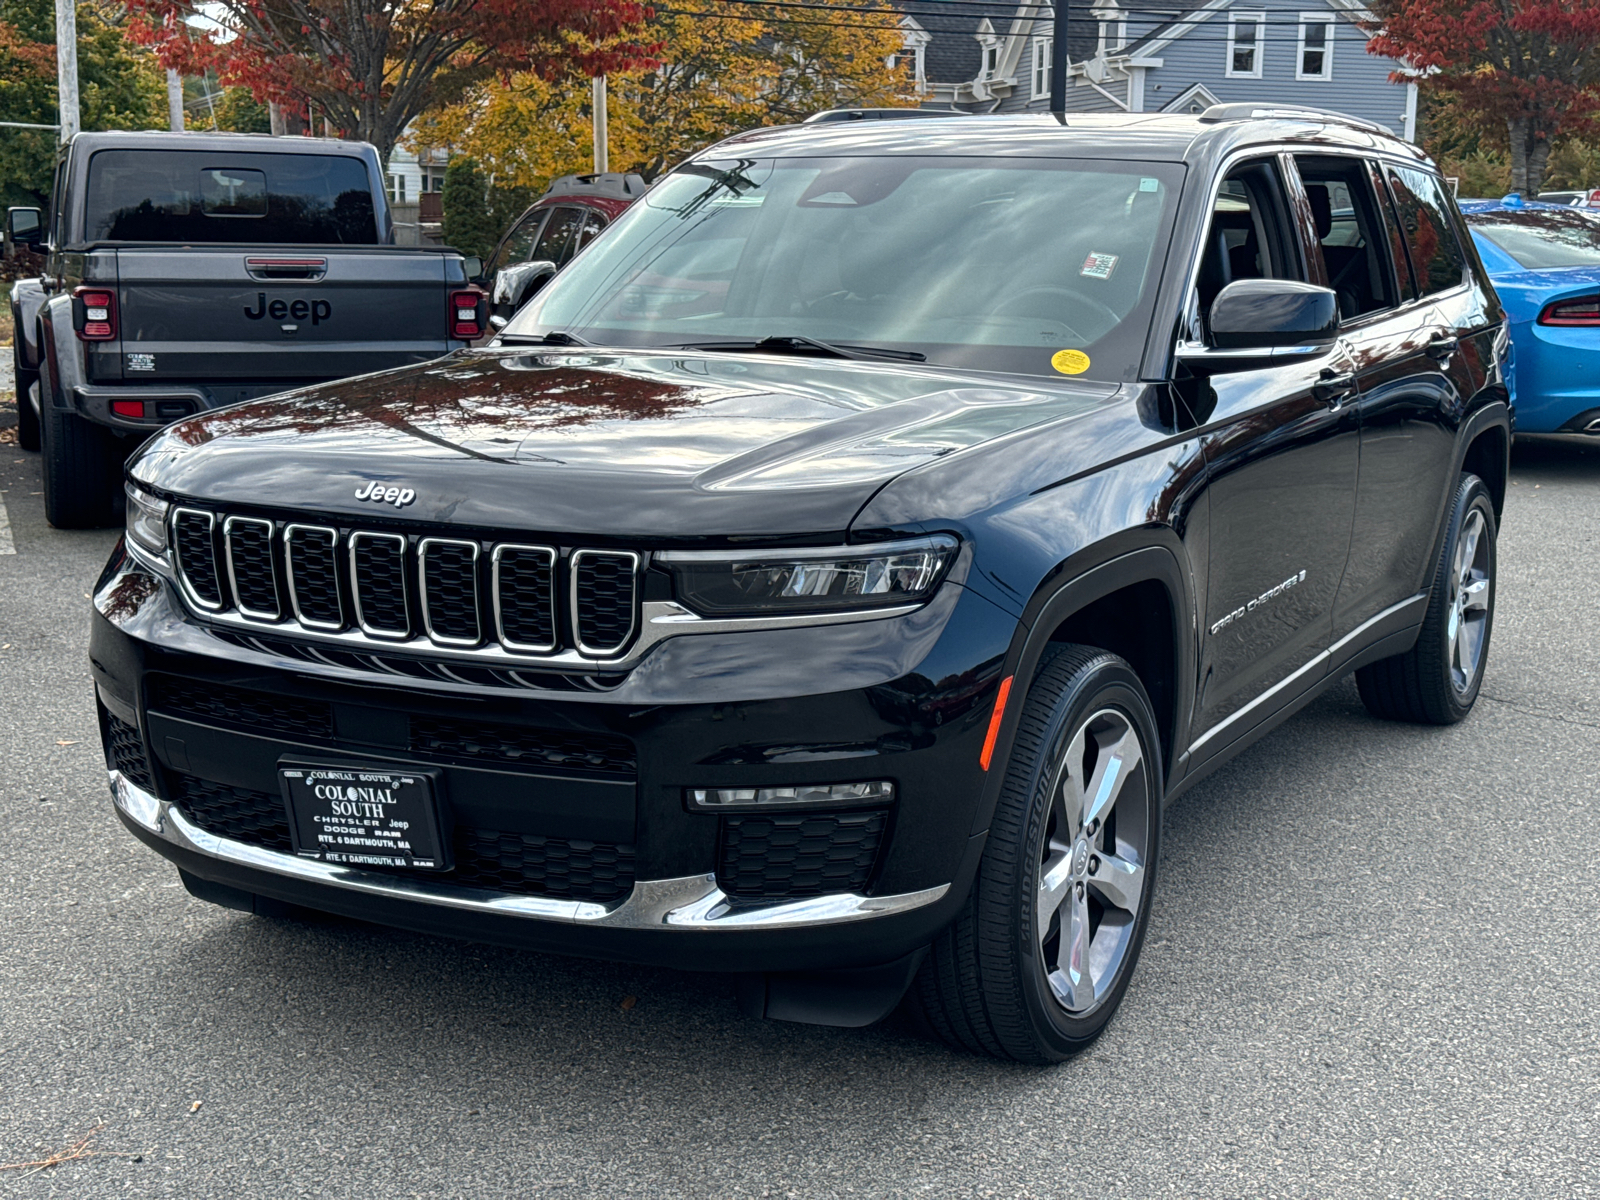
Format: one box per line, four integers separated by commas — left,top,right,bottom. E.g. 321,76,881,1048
1296,13,1335,80
1226,11,1265,78
984,45,999,77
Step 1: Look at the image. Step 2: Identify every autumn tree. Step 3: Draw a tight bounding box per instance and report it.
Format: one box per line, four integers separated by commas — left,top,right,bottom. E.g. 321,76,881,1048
123,0,658,164
0,0,165,205
415,0,914,190
1370,0,1600,194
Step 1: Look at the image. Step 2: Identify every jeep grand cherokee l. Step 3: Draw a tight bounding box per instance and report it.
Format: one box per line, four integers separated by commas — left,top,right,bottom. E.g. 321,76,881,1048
91,105,1511,1062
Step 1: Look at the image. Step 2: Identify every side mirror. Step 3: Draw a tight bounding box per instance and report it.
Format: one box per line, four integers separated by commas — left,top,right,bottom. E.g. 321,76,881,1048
3,206,44,259
460,255,483,283
489,259,558,329
1178,279,1339,374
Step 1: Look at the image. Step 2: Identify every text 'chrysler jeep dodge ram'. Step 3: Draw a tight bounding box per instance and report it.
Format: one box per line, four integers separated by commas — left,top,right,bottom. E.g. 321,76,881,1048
92,107,1511,1062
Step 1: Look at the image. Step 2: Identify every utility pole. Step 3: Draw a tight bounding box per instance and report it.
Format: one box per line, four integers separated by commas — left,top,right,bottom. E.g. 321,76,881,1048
167,70,185,132
592,75,608,174
1049,0,1069,116
269,102,285,136
54,0,79,142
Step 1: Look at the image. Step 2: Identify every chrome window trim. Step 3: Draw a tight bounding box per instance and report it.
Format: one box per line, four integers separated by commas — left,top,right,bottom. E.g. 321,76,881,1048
111,769,949,930
348,531,412,641
169,507,226,613
491,543,558,653
283,523,344,631
223,515,283,622
570,548,641,658
418,536,483,647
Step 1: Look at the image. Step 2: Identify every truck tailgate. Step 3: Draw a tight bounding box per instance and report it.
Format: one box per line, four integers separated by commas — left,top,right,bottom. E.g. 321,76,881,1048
111,247,455,381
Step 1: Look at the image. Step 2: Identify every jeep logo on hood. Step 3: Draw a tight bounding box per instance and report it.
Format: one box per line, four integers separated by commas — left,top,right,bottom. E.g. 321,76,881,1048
244,293,332,324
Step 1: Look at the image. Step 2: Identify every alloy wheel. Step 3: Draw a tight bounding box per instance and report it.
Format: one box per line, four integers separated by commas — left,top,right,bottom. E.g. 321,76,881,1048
1447,507,1491,696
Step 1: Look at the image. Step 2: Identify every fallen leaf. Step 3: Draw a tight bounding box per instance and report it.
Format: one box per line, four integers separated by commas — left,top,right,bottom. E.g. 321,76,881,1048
55,740,79,746
620,995,638,1011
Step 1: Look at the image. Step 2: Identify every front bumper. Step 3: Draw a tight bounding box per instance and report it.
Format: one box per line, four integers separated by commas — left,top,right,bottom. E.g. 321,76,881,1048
91,543,1014,972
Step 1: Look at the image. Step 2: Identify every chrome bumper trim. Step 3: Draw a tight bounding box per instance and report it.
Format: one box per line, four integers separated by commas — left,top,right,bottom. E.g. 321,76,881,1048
110,771,949,931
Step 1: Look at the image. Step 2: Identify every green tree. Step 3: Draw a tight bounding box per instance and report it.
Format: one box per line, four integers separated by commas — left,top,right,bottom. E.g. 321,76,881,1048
441,158,535,261
211,85,270,133
0,0,165,206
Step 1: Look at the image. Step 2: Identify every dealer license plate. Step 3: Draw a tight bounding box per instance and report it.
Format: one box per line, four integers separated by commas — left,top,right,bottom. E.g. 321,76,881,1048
280,764,449,870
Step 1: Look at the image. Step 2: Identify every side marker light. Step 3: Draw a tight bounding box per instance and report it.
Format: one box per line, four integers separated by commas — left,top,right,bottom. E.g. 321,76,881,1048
979,674,1014,771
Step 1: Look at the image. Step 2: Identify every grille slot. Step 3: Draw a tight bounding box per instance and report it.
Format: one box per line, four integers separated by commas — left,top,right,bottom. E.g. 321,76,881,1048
169,773,635,902
350,532,410,639
571,550,639,655
493,545,557,652
224,516,281,620
410,715,637,776
717,810,889,903
148,676,334,740
102,709,154,790
172,508,224,610
419,538,482,645
285,524,343,629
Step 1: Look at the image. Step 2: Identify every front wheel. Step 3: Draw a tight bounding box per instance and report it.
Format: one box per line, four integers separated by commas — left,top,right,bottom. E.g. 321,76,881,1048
911,645,1162,1062
1356,472,1496,724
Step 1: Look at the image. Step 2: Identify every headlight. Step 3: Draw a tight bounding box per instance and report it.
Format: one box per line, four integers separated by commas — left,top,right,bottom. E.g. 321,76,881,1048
659,534,957,617
125,483,169,556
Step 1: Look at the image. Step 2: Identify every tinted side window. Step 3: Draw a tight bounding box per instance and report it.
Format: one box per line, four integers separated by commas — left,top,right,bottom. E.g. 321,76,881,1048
1386,167,1467,296
1368,161,1417,303
493,210,547,275
84,150,377,244
533,207,585,265
575,209,606,252
1295,155,1397,319
1195,158,1304,319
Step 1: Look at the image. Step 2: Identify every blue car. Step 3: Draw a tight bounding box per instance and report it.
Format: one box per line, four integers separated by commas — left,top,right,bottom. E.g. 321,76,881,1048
1460,198,1600,434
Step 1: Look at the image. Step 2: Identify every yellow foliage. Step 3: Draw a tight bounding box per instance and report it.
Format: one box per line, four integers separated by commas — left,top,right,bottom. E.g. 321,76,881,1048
412,0,915,189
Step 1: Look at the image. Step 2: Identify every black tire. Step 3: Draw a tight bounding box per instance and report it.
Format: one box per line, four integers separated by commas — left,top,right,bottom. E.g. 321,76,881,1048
1356,472,1496,725
11,335,39,451
911,645,1163,1063
40,387,122,529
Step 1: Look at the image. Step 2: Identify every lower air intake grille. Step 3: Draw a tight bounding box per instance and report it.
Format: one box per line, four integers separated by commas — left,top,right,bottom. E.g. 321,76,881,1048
102,710,154,791
717,810,889,903
572,551,638,654
169,773,635,902
351,533,409,637
148,676,334,741
172,509,223,608
225,518,280,619
409,716,637,776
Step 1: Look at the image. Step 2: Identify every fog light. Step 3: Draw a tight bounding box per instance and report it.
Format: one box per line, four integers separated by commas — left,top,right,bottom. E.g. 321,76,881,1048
687,781,894,812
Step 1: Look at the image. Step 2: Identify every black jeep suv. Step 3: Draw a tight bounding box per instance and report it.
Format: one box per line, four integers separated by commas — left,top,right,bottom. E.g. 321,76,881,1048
92,106,1511,1062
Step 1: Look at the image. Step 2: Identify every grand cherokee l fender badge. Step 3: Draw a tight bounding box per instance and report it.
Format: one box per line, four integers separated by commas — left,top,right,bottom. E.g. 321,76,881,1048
355,481,416,508
1210,569,1307,636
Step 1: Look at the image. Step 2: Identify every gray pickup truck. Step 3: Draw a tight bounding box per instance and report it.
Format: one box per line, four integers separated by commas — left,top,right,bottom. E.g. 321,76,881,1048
5,131,484,528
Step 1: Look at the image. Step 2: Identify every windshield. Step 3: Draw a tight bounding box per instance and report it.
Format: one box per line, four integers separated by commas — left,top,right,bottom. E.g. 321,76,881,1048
1467,209,1600,270
504,155,1184,381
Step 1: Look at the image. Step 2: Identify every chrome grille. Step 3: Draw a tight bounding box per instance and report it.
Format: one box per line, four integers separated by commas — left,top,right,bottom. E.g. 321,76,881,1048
172,509,224,610
224,516,280,620
350,532,410,639
571,550,639,655
166,509,641,663
419,538,481,645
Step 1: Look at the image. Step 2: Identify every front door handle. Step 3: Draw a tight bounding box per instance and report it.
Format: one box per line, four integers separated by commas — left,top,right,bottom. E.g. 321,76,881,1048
1425,333,1459,362
1314,368,1356,408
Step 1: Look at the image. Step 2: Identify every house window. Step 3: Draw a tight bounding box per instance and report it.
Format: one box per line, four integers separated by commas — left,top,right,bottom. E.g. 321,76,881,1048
1226,11,1265,78
421,169,447,194
889,44,927,87
1296,14,1334,80
388,174,407,204
1032,37,1052,98
983,44,999,78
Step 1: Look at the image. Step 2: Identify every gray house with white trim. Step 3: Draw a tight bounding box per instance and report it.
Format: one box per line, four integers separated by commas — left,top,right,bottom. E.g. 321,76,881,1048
901,0,1417,140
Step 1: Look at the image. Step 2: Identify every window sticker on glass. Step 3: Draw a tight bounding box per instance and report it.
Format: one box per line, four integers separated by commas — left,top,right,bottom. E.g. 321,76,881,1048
1051,349,1091,374
1081,252,1119,280
1139,177,1161,192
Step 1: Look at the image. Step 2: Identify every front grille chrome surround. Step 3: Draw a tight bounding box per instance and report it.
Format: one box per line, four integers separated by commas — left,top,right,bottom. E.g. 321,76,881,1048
418,537,483,647
349,531,411,641
570,549,640,658
223,515,282,621
284,524,344,630
492,544,558,653
170,507,226,612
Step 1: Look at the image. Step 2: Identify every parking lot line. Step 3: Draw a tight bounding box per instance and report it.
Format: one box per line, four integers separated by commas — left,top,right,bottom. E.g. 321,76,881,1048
0,492,14,555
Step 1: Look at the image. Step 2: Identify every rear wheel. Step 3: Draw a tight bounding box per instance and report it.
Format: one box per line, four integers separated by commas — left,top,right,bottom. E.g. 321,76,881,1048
1356,472,1496,724
40,386,122,528
912,645,1162,1063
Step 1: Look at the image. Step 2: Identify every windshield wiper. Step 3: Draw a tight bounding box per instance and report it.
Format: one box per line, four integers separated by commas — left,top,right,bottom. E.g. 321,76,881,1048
498,330,590,347
679,335,925,362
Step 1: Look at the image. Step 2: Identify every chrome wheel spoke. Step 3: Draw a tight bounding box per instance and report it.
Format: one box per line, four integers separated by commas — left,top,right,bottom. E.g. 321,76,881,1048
1087,850,1144,913
1056,725,1089,842
1037,850,1075,933
1081,724,1140,831
1059,887,1096,1010
1460,577,1490,613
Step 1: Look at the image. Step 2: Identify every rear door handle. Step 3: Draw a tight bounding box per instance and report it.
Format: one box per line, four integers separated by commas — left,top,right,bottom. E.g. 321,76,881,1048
1314,368,1356,408
1425,333,1459,362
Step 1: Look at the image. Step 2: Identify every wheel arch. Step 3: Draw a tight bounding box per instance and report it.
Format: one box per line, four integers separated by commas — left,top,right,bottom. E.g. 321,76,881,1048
1461,417,1509,519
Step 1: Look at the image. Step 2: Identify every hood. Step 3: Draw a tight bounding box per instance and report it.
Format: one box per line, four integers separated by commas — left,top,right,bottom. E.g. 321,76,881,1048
129,347,1114,539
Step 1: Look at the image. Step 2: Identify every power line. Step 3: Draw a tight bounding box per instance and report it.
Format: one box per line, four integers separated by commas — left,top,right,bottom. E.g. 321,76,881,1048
656,8,1368,41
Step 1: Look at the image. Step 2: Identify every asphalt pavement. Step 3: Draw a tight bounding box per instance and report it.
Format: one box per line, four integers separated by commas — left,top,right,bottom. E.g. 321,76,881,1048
2,398,1598,1197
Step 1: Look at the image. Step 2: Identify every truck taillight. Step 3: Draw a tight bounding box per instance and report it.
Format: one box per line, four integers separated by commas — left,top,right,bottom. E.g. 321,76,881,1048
450,290,484,339
1538,295,1600,326
73,287,117,340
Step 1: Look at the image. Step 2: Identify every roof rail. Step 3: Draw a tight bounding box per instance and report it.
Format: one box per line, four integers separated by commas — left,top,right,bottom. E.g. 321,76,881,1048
542,172,649,201
1196,103,1395,138
803,107,969,123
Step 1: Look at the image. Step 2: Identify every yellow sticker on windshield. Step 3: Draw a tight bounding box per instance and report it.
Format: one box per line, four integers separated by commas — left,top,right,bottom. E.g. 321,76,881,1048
1051,349,1091,375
